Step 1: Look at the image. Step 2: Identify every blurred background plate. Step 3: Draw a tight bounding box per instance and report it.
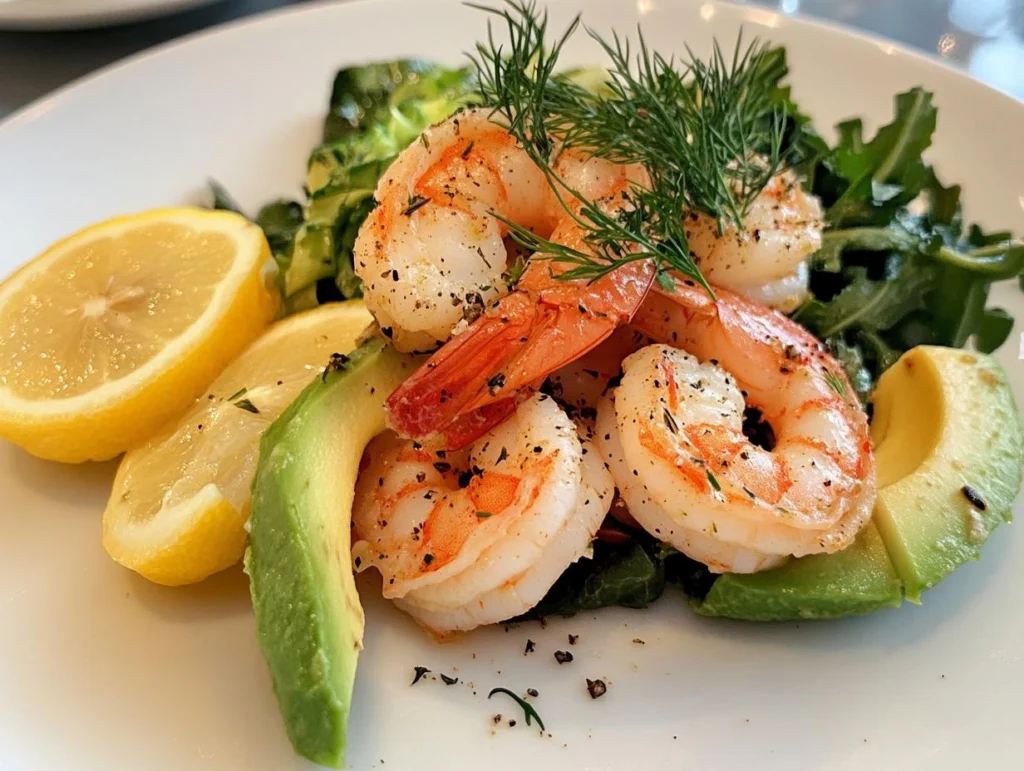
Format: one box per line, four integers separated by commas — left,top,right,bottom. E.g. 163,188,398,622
0,0,223,30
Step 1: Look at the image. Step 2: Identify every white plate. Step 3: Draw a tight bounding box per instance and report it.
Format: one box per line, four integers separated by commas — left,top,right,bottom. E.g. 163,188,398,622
1,1,1022,769
0,0,222,30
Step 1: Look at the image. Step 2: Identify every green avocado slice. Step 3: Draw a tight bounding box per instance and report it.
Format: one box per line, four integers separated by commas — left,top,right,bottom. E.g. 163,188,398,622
690,522,902,621
870,346,1023,601
688,344,1023,621
245,336,418,768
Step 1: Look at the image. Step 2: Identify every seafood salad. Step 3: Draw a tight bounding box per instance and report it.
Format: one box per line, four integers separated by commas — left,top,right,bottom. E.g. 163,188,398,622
3,1,1021,768
244,4,1024,761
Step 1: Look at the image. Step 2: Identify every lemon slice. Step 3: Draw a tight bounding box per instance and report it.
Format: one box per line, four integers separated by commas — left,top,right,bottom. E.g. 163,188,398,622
103,301,373,585
0,208,278,463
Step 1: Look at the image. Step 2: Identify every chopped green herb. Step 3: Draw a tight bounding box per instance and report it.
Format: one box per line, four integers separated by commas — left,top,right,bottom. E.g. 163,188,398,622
402,194,431,216
234,398,260,414
476,511,494,519
705,469,721,492
440,673,459,686
662,408,679,435
488,688,546,731
822,369,848,398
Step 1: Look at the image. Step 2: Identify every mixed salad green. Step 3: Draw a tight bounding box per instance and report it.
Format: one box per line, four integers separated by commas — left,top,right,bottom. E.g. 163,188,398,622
224,51,1022,618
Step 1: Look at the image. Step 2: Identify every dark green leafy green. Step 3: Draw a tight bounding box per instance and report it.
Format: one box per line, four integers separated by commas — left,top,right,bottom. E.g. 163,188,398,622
794,86,1022,397
824,88,937,227
255,200,304,257
526,538,665,617
209,179,245,214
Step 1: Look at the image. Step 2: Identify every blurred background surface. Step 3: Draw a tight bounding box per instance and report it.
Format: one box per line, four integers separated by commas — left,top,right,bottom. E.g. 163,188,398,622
1,0,1022,119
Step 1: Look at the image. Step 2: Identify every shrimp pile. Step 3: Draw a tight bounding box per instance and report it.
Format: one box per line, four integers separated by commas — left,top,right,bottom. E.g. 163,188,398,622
595,280,875,572
349,107,874,630
352,393,612,636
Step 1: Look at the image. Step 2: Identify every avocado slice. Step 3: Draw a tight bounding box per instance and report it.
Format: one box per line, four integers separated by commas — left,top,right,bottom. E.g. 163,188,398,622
690,522,902,621
870,345,1023,601
245,336,418,768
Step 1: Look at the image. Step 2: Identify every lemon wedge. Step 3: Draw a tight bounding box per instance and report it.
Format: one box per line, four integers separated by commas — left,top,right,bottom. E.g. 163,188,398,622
0,208,278,463
103,301,373,585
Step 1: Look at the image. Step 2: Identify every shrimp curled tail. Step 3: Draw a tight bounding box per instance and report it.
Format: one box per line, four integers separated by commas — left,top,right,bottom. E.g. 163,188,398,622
352,393,613,636
596,279,876,572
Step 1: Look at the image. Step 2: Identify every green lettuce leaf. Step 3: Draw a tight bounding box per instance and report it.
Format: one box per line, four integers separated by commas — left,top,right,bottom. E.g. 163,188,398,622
823,88,937,227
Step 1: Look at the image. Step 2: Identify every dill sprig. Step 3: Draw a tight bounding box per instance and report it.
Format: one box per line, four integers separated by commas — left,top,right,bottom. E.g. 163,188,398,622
467,0,583,159
565,29,788,227
466,0,790,288
488,687,546,730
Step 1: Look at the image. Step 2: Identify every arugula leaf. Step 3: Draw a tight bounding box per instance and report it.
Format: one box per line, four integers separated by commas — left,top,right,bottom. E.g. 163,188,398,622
814,226,916,272
759,47,830,182
825,88,937,227
795,262,933,339
976,308,1014,353
922,167,962,232
858,328,902,372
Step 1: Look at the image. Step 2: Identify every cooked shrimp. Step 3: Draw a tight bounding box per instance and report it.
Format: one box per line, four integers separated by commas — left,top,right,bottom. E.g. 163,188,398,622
685,167,823,312
594,280,875,571
352,393,612,636
543,326,650,429
354,108,561,353
384,152,655,443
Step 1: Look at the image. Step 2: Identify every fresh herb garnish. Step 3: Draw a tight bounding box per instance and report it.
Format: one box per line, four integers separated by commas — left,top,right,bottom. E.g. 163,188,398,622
476,511,494,519
662,408,679,435
469,1,792,289
227,387,248,401
705,469,721,492
402,194,431,216
822,369,848,398
488,688,546,731
440,673,459,685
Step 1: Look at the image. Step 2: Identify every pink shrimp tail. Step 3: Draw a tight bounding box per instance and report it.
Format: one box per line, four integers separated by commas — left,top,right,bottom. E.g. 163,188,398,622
386,259,657,443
